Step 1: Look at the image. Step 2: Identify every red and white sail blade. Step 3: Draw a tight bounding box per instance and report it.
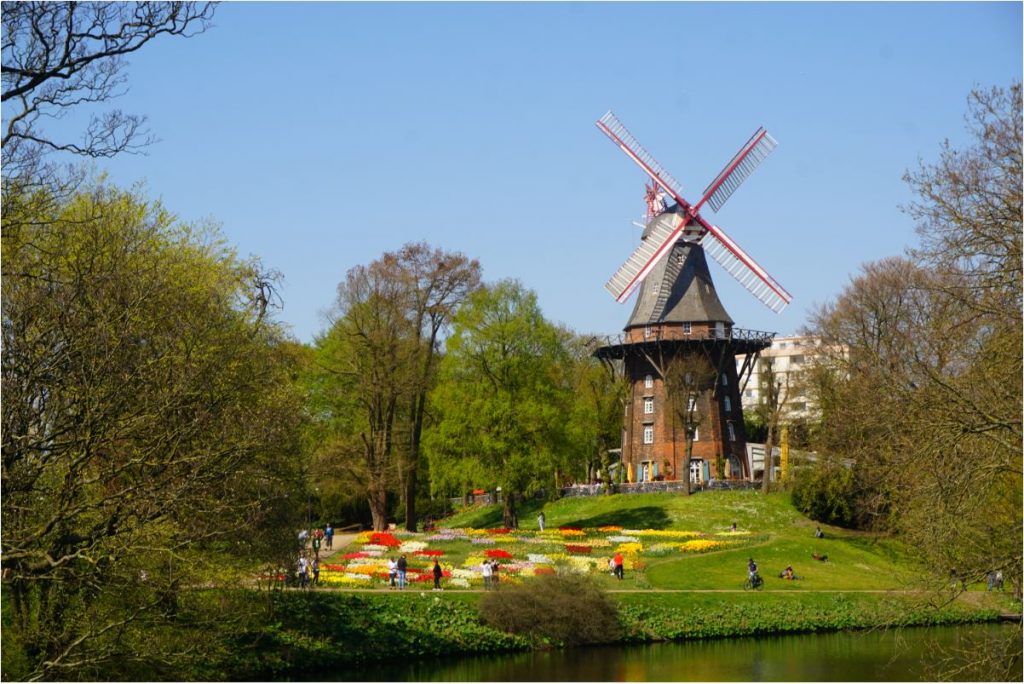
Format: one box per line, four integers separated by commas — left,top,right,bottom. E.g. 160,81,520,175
700,223,792,313
596,111,688,206
604,215,686,303
695,127,778,214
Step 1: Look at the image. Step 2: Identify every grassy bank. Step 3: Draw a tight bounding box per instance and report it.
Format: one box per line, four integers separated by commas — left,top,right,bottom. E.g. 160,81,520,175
233,491,1018,678
233,589,1007,679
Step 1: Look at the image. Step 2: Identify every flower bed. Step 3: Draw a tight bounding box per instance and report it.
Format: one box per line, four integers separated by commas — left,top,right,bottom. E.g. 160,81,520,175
564,544,592,554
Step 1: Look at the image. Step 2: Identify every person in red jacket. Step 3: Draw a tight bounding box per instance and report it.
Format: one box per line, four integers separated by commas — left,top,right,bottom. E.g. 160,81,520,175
613,553,624,580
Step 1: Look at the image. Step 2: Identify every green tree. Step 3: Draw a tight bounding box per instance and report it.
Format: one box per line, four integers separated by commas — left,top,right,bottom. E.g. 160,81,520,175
426,280,569,527
562,333,628,493
312,262,418,531
1,182,305,680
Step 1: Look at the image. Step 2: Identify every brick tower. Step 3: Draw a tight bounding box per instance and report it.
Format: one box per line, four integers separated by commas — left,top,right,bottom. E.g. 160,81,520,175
595,216,773,484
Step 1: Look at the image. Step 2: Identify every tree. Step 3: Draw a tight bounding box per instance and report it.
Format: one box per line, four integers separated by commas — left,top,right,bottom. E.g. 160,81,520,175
383,243,480,531
309,244,479,532
312,262,419,531
663,355,718,495
804,84,1022,601
755,358,789,493
1,182,306,680
563,334,628,493
2,2,215,184
425,280,569,528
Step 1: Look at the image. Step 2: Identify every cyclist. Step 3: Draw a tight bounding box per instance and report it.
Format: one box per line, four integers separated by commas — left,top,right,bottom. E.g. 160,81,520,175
748,558,760,586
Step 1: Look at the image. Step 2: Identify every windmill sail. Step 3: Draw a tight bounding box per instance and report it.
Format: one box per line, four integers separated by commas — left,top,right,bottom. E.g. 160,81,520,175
700,224,792,313
604,214,686,303
696,127,778,213
596,111,688,206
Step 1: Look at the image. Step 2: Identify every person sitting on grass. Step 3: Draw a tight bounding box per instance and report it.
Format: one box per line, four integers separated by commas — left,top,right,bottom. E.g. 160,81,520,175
778,565,798,580
811,552,828,562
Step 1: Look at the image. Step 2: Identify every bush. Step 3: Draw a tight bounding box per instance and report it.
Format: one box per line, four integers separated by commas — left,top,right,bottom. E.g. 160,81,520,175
791,459,856,527
478,573,622,646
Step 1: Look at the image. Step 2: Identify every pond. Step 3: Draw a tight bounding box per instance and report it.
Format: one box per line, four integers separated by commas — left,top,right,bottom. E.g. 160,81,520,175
340,623,1021,681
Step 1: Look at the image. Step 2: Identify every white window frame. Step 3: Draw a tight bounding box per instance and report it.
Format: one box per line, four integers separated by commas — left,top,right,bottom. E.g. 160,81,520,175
728,423,736,441
643,397,654,414
644,374,654,389
683,322,692,335
643,425,654,445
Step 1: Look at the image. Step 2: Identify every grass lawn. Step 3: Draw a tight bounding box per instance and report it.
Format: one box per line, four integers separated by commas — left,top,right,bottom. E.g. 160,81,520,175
317,490,1015,610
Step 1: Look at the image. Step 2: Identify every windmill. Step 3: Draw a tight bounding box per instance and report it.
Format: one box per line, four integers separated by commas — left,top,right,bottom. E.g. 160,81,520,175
597,110,791,314
592,112,790,486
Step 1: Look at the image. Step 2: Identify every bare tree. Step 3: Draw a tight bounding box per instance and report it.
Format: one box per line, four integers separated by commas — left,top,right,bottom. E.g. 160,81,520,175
664,355,717,495
2,2,215,178
756,358,789,493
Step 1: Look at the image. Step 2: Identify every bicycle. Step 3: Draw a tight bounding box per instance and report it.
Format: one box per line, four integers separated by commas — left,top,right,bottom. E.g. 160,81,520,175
743,574,764,591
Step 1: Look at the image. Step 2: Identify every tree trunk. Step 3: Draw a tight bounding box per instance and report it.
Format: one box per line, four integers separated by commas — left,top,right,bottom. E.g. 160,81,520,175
682,437,693,495
404,390,428,532
368,486,388,532
761,426,775,493
402,468,417,532
502,491,518,529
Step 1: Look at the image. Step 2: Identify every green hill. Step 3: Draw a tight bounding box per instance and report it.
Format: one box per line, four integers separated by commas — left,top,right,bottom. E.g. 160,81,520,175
437,490,920,592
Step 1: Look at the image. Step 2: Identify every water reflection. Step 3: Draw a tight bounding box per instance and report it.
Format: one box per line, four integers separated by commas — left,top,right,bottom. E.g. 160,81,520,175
340,624,1021,682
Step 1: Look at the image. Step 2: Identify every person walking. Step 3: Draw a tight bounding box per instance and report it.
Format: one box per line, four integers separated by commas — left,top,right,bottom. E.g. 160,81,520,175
325,523,334,549
312,533,321,559
311,557,320,587
297,554,309,589
388,557,398,589
537,512,546,532
397,554,408,590
491,560,500,587
481,559,492,590
613,553,624,580
432,559,443,591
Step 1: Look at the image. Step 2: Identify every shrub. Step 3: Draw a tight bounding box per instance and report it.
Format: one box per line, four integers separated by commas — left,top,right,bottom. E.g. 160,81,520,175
790,459,856,527
478,574,622,646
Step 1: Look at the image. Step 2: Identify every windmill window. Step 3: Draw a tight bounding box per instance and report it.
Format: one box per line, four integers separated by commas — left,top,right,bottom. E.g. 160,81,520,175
721,373,728,387
723,396,732,413
644,325,652,339
683,322,692,335
687,396,697,413
643,425,654,444
643,397,654,414
644,374,654,389
693,427,700,441
728,423,737,441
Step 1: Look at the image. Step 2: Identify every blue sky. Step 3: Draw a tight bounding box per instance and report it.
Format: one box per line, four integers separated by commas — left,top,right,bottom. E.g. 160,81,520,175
46,2,1022,343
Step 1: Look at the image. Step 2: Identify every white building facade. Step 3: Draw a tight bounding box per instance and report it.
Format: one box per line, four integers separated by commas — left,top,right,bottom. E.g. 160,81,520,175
736,335,822,421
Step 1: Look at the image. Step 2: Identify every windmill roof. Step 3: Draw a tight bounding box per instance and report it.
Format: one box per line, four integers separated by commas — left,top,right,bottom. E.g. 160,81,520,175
626,211,733,329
